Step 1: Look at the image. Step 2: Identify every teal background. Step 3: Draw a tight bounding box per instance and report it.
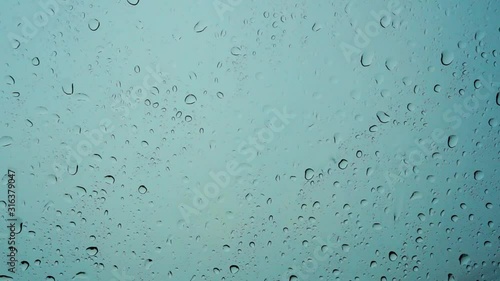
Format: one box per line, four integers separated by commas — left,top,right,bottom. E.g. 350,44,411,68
0,0,499,280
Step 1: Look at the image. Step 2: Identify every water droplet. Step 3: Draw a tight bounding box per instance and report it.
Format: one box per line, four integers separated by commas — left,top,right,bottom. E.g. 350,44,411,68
376,111,391,123
194,21,208,33
389,251,398,261
217,91,224,99
361,51,374,67
184,94,197,105
473,170,484,180
380,16,391,28
229,265,239,273
312,23,322,32
458,253,470,266
304,168,314,180
440,51,454,66
138,185,147,194
104,175,115,184
338,159,348,170
385,58,397,71
20,261,30,271
447,135,458,148
127,0,140,5
32,57,40,66
0,136,13,147
86,246,98,256
88,19,100,31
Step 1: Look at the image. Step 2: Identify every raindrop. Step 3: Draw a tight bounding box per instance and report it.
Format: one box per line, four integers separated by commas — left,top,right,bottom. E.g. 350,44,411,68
473,170,484,180
127,0,140,5
440,51,454,66
376,111,391,123
194,21,208,33
447,135,458,148
304,168,314,180
229,265,239,274
217,92,224,99
312,23,322,32
389,251,398,261
184,94,197,105
137,185,148,194
458,254,470,266
385,58,397,71
230,47,241,56
62,83,74,95
20,261,30,271
380,16,391,28
0,136,13,147
32,57,40,66
338,159,348,170
86,246,98,256
88,19,100,31
104,175,115,184
361,52,374,67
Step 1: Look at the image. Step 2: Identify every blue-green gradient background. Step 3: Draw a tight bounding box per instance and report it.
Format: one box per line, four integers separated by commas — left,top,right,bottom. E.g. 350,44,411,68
0,0,499,280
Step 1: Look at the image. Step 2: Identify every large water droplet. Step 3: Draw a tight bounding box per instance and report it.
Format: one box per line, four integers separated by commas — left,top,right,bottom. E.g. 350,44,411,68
229,265,239,273
361,52,374,67
185,94,197,105
458,253,470,265
138,185,148,194
304,168,314,180
441,51,454,66
473,170,484,180
338,159,348,170
376,111,391,123
447,135,458,148
86,246,98,256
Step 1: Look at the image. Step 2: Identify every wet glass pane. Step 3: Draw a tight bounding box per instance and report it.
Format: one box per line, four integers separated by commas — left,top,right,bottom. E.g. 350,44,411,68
0,0,499,280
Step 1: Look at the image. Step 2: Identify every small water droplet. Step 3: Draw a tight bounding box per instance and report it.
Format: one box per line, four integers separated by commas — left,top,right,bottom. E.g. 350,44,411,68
0,136,13,147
